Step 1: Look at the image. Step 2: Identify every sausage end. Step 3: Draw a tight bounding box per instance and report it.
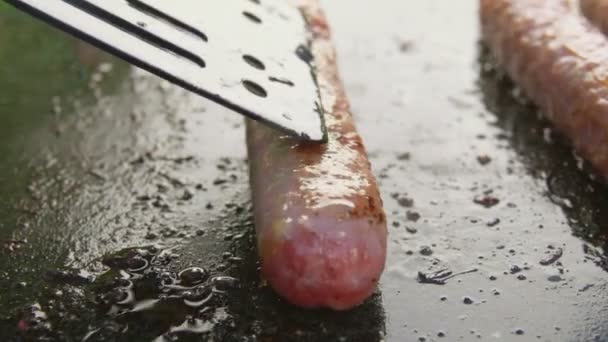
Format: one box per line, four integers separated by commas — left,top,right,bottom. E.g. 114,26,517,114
259,216,386,310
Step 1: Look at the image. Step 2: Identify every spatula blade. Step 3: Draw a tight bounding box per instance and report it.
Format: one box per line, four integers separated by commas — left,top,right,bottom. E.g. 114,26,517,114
5,0,327,142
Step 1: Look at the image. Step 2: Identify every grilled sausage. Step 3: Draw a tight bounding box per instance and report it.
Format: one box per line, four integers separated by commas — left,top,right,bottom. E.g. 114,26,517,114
481,0,608,175
245,0,387,310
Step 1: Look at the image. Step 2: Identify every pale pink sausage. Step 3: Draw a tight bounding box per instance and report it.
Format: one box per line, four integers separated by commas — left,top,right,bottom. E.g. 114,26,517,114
481,0,608,176
246,0,387,310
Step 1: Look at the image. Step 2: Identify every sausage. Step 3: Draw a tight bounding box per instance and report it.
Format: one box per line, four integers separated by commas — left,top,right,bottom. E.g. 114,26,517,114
480,0,608,176
245,0,387,310
582,0,608,34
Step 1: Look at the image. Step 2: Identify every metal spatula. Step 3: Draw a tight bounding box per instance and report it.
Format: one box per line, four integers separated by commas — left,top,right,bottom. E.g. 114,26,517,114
5,0,326,142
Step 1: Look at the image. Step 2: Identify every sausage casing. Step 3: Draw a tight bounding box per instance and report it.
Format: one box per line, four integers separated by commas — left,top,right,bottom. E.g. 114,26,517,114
481,0,608,175
246,0,387,310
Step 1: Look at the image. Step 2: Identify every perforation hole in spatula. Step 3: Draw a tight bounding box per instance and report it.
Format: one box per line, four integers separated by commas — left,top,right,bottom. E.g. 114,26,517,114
67,0,207,68
243,11,262,24
269,76,294,87
127,0,208,42
243,55,265,70
243,80,267,97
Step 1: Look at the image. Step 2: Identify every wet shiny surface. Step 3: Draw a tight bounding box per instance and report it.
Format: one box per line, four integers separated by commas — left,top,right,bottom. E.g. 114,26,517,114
1,0,608,341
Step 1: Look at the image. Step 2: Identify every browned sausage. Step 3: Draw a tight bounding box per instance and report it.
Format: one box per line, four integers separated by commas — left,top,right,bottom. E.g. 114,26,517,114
246,0,387,310
481,0,608,175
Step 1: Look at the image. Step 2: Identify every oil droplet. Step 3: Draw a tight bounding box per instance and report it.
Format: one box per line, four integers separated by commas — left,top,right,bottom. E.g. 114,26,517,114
179,267,209,286
212,276,238,292
510,265,522,274
128,256,149,272
419,246,433,256
183,286,213,308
